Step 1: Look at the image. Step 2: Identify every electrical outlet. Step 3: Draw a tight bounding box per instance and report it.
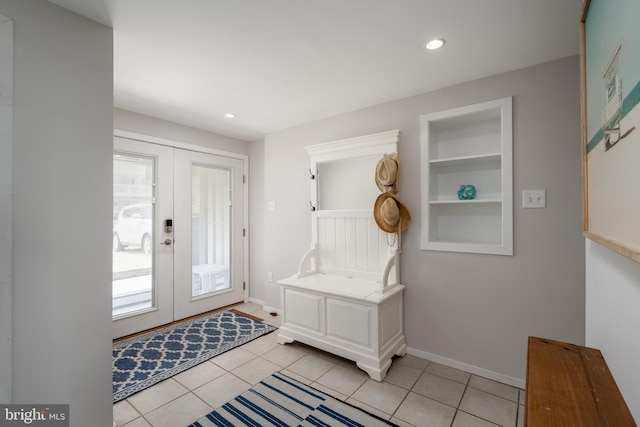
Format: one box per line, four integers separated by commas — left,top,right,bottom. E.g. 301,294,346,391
522,190,546,208
267,272,273,282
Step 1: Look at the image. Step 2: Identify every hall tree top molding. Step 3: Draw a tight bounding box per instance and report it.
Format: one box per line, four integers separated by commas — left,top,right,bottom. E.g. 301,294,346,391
306,129,400,212
420,97,513,255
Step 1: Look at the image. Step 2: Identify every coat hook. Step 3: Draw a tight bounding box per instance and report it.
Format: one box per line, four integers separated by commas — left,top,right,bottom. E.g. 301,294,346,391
309,169,315,180
310,201,316,211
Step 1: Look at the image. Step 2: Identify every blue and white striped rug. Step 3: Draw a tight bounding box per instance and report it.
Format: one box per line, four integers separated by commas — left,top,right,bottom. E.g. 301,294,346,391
113,309,277,403
189,372,397,427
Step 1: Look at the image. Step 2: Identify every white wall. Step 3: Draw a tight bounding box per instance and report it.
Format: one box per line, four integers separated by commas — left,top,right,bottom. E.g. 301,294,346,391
586,240,640,420
2,1,114,425
257,56,585,386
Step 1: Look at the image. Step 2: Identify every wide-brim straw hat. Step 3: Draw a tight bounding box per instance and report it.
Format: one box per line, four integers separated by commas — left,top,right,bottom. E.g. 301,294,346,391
373,192,411,233
375,153,399,193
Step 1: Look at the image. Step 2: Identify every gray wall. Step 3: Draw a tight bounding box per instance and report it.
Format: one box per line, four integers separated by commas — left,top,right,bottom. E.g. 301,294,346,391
0,13,13,404
2,1,114,425
248,139,266,303
257,56,585,384
114,108,250,156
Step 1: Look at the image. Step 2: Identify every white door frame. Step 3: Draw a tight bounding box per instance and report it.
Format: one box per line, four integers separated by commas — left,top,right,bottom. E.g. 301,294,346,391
0,15,13,404
113,129,250,308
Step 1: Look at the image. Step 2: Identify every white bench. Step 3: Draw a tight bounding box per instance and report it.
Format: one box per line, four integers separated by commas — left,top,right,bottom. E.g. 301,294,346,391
278,212,407,381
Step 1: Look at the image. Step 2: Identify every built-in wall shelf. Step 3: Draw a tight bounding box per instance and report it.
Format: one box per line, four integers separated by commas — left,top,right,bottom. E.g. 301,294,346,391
429,199,502,204
429,153,502,165
420,97,513,255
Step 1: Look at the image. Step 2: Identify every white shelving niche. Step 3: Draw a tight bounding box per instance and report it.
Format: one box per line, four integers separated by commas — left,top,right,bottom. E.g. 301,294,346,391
420,97,513,255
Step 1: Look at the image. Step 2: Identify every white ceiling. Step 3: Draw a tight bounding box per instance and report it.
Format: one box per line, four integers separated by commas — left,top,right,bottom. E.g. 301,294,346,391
49,0,584,142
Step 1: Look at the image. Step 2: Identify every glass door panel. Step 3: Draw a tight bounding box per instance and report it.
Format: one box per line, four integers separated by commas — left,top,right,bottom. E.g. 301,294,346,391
191,165,231,297
174,148,245,321
112,138,174,339
112,153,154,317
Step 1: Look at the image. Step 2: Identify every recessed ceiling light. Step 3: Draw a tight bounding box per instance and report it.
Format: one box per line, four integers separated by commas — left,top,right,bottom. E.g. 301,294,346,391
224,113,235,118
425,38,446,50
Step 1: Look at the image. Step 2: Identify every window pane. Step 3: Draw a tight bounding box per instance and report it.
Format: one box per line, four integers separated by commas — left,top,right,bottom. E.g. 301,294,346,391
191,164,231,297
112,153,154,317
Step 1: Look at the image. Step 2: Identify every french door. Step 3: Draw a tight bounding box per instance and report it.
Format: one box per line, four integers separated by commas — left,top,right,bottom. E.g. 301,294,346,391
112,137,246,339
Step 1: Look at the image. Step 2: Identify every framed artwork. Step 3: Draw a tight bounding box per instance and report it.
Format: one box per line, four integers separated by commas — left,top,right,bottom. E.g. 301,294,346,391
581,0,640,263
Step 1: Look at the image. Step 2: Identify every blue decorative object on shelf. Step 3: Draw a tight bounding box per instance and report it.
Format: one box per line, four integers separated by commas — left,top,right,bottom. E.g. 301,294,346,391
457,184,477,200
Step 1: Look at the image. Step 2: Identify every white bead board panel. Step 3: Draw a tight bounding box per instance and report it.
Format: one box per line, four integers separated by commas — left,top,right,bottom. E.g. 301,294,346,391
313,210,394,279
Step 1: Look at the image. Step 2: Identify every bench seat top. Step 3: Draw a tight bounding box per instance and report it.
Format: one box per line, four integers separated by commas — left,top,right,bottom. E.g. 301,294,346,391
279,272,403,303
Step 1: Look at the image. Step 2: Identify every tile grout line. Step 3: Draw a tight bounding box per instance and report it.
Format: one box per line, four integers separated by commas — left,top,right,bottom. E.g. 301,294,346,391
387,360,431,425
126,356,511,427
447,371,473,427
116,307,524,427
455,374,522,427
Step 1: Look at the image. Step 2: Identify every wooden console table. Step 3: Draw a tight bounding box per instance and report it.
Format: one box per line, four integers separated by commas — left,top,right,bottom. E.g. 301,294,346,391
525,336,635,426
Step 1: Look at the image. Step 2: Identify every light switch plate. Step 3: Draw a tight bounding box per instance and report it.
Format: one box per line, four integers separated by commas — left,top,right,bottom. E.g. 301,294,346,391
522,190,546,208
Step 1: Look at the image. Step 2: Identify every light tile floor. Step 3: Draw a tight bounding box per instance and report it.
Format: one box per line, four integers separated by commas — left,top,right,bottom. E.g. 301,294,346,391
113,302,525,427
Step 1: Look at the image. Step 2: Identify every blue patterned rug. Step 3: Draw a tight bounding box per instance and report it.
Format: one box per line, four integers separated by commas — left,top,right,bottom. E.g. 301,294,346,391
189,372,397,427
113,309,278,403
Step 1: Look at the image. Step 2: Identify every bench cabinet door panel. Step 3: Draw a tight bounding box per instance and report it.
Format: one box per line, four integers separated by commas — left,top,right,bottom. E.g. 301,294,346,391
283,288,323,334
326,298,373,350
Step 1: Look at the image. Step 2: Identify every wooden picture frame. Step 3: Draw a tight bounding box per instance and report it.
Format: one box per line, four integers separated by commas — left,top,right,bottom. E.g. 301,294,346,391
580,0,640,263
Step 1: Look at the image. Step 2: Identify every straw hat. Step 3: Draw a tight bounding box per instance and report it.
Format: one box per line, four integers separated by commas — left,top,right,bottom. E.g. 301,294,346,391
375,153,399,193
373,192,411,233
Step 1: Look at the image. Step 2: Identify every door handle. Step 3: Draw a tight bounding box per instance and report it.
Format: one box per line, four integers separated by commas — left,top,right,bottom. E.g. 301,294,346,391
160,238,173,245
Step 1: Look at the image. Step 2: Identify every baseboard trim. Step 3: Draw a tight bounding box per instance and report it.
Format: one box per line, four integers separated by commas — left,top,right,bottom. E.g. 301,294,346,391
406,347,526,390
262,304,282,317
248,296,264,306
